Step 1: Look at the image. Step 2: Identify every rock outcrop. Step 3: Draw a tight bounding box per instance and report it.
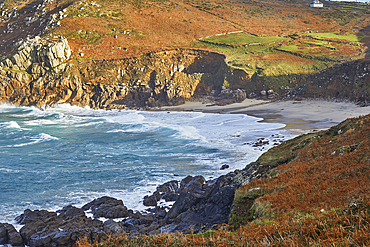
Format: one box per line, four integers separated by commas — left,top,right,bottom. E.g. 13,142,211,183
5,36,71,74
14,206,105,247
297,58,370,105
82,196,130,218
160,161,272,233
0,223,23,247
5,159,276,247
0,36,243,109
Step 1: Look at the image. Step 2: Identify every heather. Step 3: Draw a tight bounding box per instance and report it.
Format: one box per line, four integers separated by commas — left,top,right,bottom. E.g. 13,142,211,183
76,114,370,246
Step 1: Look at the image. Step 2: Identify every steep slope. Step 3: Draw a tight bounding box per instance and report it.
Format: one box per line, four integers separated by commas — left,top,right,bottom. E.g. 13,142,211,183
72,112,370,247
0,39,232,109
228,113,370,245
0,0,370,108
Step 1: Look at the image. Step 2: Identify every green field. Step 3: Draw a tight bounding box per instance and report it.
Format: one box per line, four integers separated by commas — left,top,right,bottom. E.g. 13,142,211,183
194,28,367,94
304,32,361,43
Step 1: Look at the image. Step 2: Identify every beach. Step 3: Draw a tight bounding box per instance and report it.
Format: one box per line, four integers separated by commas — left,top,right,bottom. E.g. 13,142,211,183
158,99,370,134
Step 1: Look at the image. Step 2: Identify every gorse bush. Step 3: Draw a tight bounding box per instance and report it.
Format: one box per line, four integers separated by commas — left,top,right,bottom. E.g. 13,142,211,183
76,201,370,246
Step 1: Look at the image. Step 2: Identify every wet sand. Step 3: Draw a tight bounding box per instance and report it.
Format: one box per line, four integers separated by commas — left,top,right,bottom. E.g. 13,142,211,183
158,99,370,134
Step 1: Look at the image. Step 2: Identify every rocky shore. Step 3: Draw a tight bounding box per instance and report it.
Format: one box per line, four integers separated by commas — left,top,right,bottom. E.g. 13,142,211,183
0,157,277,247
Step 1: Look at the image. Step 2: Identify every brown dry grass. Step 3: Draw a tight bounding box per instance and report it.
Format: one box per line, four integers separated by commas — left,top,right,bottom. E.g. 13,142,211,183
55,0,368,60
1,0,368,61
75,115,370,246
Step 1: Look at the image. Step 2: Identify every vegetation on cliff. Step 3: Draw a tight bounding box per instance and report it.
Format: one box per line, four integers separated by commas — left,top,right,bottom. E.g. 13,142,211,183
76,113,370,246
0,1,370,246
0,0,370,107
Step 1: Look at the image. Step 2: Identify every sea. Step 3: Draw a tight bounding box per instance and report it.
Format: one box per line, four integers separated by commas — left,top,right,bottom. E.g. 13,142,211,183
0,103,292,226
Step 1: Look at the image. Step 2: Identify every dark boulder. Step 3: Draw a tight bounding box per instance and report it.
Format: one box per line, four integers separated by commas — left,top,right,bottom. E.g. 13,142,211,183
143,191,161,207
179,176,196,190
57,205,85,218
142,176,206,207
220,164,230,170
17,206,105,247
178,175,205,193
82,196,129,218
143,181,179,206
0,223,24,247
157,180,178,193
162,191,178,202
15,209,57,225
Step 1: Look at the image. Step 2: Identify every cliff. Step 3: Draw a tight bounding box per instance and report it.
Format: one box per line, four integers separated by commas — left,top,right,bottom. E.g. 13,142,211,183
2,34,370,110
0,36,245,109
0,0,369,108
298,58,370,104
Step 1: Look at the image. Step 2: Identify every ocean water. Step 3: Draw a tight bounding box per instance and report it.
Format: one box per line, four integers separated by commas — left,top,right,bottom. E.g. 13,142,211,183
0,103,291,224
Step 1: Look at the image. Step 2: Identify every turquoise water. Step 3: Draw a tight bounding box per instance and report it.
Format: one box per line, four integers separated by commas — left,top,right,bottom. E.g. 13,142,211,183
0,103,289,224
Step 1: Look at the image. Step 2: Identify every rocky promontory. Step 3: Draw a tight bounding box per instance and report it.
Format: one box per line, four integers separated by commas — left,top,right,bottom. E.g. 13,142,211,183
0,159,276,247
0,36,248,110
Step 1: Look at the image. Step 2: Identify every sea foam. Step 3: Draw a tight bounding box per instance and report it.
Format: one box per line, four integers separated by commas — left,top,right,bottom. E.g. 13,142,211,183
0,104,293,224
10,133,59,147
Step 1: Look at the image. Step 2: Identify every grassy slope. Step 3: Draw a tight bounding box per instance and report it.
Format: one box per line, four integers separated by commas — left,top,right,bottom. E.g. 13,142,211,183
1,0,369,92
76,114,370,246
3,0,368,59
2,0,370,246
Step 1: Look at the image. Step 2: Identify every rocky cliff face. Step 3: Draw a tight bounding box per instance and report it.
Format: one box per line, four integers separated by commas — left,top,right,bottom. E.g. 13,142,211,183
0,36,233,109
297,59,370,105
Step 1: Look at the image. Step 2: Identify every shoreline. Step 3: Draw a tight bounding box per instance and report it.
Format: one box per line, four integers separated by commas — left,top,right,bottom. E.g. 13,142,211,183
2,100,370,246
157,99,370,135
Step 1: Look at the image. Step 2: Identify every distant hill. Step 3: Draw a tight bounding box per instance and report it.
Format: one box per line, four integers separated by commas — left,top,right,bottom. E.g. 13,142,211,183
0,0,369,107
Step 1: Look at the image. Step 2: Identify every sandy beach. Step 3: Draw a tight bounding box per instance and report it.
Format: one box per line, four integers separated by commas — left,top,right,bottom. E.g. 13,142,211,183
159,99,370,134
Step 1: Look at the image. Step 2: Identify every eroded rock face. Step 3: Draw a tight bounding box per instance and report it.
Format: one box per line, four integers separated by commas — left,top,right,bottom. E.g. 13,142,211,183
10,36,71,74
297,59,370,105
15,206,105,247
0,223,23,247
6,160,275,247
82,196,129,219
0,37,231,109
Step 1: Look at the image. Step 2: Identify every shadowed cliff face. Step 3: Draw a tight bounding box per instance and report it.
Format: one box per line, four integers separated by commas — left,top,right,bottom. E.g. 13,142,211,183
298,59,370,104
0,37,228,109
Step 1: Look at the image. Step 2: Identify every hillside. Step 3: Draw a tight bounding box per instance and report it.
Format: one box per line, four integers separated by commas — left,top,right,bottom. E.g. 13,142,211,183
2,0,367,59
0,1,370,246
76,112,370,246
0,0,370,108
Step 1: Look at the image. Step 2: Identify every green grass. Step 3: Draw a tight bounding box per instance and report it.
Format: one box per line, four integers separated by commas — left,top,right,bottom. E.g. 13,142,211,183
203,33,287,45
261,61,323,76
339,4,367,10
302,40,336,49
198,34,339,78
278,44,300,52
305,32,361,43
65,30,105,44
278,44,323,55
